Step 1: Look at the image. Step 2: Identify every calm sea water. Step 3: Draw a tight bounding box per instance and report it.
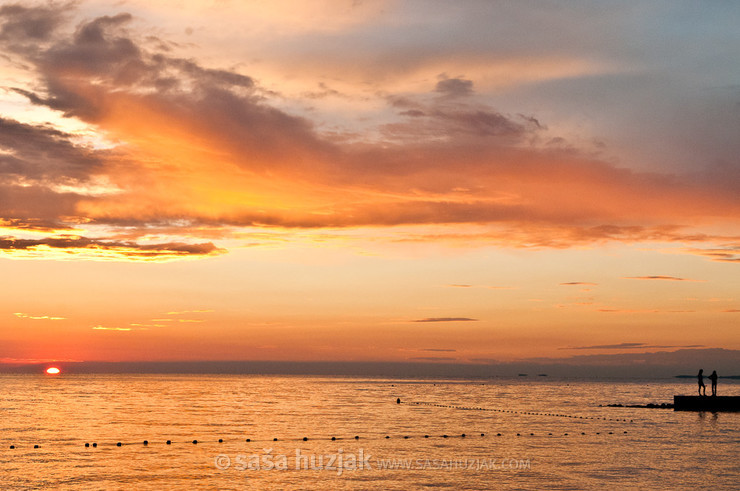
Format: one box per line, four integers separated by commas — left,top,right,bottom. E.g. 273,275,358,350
1,375,738,489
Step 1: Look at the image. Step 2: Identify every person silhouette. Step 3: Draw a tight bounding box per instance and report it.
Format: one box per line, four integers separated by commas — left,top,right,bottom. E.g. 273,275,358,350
708,370,718,396
697,369,706,396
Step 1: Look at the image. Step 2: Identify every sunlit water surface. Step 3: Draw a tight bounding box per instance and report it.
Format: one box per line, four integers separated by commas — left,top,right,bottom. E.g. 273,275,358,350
1,375,738,489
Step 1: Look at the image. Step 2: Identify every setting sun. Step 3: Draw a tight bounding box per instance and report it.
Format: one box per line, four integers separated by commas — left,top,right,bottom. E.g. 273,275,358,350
45,367,61,375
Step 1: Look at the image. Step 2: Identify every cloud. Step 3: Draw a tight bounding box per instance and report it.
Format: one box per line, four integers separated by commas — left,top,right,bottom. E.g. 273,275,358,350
13,312,65,320
622,276,704,282
0,3,66,43
0,235,223,260
596,308,695,314
0,357,81,364
419,348,457,352
0,117,106,182
559,282,597,286
446,284,515,290
413,317,478,323
166,310,214,315
560,342,705,350
522,348,740,373
408,356,457,361
92,325,132,331
0,6,739,262
685,246,740,263
435,75,474,97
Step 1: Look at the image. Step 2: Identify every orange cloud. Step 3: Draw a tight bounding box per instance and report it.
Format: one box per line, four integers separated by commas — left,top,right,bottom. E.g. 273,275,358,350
1,6,739,262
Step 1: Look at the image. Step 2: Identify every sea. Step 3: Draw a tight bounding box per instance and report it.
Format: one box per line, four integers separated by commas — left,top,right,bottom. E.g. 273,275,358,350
1,375,738,490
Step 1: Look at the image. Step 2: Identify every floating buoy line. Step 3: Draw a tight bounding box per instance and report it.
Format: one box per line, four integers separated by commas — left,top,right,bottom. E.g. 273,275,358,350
5,399,638,450
401,400,635,423
5,429,631,450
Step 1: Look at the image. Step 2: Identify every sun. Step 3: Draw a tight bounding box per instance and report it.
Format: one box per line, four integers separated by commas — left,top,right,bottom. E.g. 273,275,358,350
45,367,61,375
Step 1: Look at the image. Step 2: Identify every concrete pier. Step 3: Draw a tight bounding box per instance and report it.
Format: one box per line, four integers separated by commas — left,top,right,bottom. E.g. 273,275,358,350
673,396,740,412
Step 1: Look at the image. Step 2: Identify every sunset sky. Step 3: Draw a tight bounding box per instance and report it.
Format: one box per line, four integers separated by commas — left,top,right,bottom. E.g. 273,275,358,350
1,1,739,367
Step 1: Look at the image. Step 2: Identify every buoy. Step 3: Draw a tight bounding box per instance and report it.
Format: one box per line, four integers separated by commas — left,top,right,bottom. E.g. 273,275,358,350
354,436,359,440
303,437,308,441
273,438,278,442
166,440,171,445
9,445,14,449
218,439,223,443
34,445,39,448
496,433,501,436
117,442,122,447
331,437,336,441
480,433,485,437
85,443,90,447
424,435,429,438
385,436,390,439
404,436,409,439
143,440,148,445
442,434,448,438
192,440,198,444
397,398,401,404
93,443,97,447
246,438,251,442
461,433,466,438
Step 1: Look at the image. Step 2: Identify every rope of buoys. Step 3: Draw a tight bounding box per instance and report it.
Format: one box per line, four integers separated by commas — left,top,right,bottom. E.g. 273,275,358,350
4,429,630,450
400,400,634,423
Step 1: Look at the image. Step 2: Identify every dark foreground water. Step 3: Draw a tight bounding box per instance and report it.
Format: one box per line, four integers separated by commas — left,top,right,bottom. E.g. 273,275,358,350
1,375,738,489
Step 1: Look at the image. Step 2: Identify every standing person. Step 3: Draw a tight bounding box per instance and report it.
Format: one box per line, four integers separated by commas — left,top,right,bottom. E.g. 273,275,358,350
708,370,718,396
697,369,706,396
